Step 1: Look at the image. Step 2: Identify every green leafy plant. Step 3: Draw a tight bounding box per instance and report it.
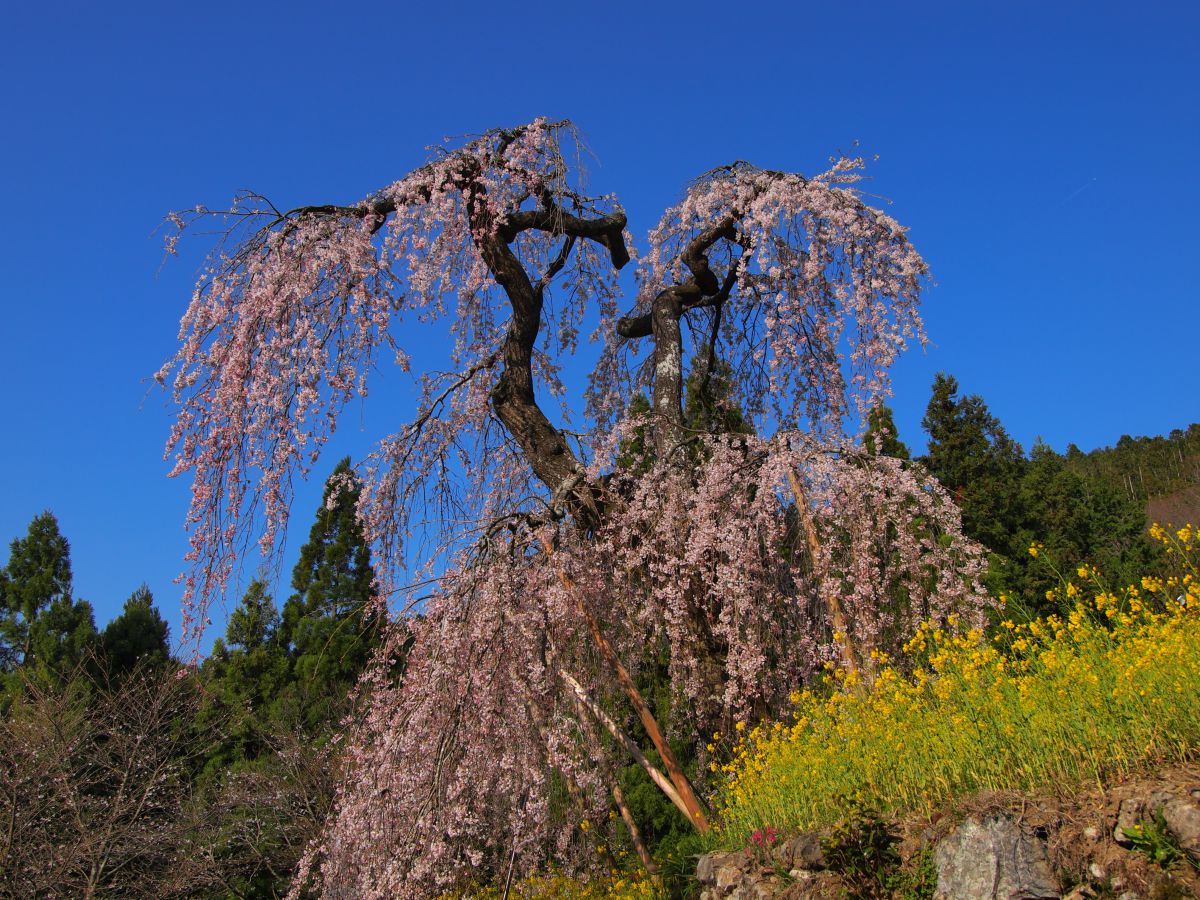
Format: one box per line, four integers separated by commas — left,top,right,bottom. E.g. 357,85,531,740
822,801,901,899
882,847,937,900
1124,809,1194,871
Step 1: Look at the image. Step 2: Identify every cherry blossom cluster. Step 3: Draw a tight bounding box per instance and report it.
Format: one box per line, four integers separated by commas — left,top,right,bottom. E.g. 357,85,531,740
160,121,625,641
296,435,990,897
621,159,927,433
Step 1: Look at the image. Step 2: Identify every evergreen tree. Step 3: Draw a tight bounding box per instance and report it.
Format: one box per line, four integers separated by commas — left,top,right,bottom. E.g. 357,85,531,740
0,512,98,694
278,458,380,733
919,375,1156,617
194,463,382,898
616,393,655,474
682,358,754,440
864,404,911,459
1014,441,1156,606
201,579,290,767
0,511,75,670
26,596,97,681
101,584,170,676
919,373,1026,554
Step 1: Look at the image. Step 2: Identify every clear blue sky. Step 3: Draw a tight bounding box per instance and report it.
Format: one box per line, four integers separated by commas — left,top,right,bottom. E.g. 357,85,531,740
1,1,1196,645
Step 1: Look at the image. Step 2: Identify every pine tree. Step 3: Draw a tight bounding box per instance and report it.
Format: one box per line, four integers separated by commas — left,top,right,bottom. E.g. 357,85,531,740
101,585,170,676
201,579,290,767
26,596,97,681
194,464,381,897
0,512,97,690
920,373,1026,554
683,359,754,440
1015,440,1156,609
0,512,75,670
919,376,1156,617
278,458,380,734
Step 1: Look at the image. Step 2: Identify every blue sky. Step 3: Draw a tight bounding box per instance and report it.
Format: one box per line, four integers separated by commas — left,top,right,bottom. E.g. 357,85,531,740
1,1,1196,645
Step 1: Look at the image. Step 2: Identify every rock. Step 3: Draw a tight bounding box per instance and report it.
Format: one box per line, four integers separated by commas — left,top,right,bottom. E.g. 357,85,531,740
933,813,1059,899
1114,797,1147,846
1083,825,1102,841
716,865,744,892
1062,887,1095,899
697,849,752,886
1088,861,1106,881
1160,796,1200,862
772,831,826,871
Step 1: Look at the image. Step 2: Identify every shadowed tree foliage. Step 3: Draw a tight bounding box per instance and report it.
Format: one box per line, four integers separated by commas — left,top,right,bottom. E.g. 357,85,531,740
919,374,1156,617
1013,440,1157,607
278,457,381,735
920,372,1026,554
0,512,97,696
201,580,290,769
101,584,170,677
192,461,385,898
0,511,76,671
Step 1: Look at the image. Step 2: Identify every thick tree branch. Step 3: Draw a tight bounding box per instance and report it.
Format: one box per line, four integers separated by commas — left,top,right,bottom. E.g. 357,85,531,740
614,221,737,340
500,206,629,268
558,669,688,820
540,536,710,833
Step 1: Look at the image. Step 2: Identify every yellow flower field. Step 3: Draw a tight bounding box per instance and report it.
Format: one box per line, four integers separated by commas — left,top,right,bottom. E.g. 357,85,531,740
715,524,1200,841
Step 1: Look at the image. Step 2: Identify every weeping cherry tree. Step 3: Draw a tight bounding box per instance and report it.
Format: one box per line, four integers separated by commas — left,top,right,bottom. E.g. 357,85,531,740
159,120,990,897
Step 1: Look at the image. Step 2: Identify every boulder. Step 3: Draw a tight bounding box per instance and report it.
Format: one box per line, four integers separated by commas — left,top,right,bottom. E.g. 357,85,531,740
697,849,755,899
1160,796,1200,862
933,813,1059,900
771,831,826,871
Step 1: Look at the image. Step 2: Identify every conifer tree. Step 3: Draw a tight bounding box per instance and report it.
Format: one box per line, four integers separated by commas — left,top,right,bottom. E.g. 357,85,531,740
1016,440,1155,604
920,373,1026,554
279,458,380,734
0,512,76,670
864,404,911,459
919,376,1155,616
25,596,97,682
101,585,170,676
202,579,289,766
0,513,97,690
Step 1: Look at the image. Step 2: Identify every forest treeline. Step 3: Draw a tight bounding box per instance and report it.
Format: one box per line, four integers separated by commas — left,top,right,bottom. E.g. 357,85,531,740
0,458,384,897
0,374,1194,898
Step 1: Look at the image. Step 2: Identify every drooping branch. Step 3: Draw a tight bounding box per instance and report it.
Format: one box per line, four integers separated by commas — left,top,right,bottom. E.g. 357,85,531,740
161,120,635,633
557,669,688,821
161,122,962,898
539,535,710,833
612,161,926,448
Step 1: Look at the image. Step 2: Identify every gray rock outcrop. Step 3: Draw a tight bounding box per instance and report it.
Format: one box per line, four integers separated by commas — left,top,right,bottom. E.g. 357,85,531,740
933,813,1059,900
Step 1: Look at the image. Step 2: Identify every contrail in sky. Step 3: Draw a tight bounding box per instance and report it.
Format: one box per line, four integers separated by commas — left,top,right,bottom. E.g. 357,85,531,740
1046,177,1098,212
